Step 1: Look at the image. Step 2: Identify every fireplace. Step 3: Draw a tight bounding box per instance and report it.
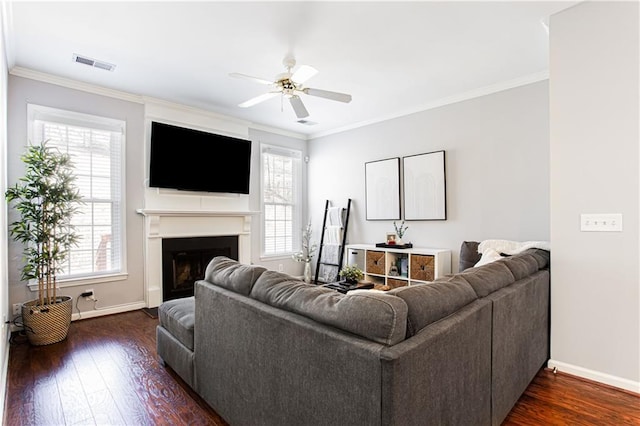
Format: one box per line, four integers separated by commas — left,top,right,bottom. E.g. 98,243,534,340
162,235,239,301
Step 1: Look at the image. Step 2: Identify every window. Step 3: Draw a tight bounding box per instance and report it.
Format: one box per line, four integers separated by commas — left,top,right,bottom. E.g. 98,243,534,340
261,144,302,257
28,104,125,281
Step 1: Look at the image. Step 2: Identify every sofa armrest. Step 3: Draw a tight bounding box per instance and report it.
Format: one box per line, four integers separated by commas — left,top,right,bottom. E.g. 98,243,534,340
379,299,493,426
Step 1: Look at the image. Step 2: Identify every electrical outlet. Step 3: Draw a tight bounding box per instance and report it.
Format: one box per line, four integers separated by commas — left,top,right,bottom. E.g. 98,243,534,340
12,303,21,316
80,289,94,300
278,264,284,272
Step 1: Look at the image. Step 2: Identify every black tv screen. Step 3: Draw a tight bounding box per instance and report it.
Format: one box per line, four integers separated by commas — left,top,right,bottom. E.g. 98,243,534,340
149,121,251,194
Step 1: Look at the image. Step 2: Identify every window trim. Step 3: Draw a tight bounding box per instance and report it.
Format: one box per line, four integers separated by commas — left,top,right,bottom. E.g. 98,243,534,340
27,104,127,283
260,143,302,258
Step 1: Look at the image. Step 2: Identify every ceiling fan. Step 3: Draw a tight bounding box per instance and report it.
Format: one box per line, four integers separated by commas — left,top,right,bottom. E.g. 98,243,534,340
230,56,352,119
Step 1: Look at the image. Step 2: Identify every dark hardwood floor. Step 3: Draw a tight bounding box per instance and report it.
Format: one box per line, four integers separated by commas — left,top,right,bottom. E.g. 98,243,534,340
3,310,639,425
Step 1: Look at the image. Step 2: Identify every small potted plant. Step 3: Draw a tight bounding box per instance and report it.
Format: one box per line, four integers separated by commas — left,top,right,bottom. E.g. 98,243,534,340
6,141,82,345
339,265,364,284
393,220,409,245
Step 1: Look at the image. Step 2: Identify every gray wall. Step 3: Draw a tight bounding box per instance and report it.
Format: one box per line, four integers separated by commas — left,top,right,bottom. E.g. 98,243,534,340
7,76,146,313
550,2,639,388
308,80,550,271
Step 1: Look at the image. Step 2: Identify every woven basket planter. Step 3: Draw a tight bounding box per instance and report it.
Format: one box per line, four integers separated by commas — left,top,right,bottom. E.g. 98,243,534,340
21,296,72,346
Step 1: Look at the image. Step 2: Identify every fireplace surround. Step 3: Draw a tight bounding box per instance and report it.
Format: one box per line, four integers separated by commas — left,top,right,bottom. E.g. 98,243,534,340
162,235,238,301
137,209,256,307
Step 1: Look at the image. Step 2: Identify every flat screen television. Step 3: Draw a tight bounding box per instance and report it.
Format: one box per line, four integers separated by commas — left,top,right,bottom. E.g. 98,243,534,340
149,121,251,194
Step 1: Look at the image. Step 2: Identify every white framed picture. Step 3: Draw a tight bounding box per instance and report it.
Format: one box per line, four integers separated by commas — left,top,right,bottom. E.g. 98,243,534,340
365,157,401,220
403,150,446,220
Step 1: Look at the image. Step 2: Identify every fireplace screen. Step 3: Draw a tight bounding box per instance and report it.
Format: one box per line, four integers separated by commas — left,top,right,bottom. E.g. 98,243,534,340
162,236,239,301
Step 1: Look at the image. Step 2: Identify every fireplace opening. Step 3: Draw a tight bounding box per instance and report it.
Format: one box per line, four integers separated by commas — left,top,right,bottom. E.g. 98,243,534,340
162,235,238,301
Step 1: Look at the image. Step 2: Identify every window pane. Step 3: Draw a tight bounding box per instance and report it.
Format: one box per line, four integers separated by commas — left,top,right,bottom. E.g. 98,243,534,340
262,148,300,256
92,176,111,199
93,203,112,226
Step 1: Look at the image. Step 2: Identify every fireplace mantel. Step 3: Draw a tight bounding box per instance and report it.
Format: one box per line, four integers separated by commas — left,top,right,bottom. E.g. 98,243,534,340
137,209,259,307
136,209,259,218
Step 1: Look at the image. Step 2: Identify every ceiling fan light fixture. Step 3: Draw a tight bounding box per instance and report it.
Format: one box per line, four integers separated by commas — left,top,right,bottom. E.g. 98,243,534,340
231,55,352,118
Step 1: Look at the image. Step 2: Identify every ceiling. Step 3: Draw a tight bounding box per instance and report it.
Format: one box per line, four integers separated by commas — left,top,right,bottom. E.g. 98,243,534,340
5,1,575,138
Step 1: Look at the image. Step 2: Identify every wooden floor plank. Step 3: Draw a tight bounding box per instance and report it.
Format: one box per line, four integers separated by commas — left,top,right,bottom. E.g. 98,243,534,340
3,309,639,426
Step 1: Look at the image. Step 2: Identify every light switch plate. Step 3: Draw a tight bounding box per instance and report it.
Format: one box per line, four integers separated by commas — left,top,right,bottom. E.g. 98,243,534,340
580,213,623,232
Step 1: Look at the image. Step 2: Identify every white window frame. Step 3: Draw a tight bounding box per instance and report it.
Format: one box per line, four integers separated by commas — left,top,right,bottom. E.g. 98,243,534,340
260,143,302,259
26,104,127,289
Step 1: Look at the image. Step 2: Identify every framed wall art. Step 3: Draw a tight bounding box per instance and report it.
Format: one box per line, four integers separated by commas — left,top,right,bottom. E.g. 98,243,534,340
365,157,401,220
403,150,446,220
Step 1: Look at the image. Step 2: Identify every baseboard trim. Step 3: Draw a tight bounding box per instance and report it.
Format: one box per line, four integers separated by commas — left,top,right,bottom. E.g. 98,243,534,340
548,359,640,394
71,301,147,321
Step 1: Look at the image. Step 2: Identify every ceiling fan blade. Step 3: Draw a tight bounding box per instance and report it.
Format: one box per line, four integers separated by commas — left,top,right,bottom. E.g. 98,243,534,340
303,88,352,103
239,92,280,108
291,65,318,84
289,95,309,119
229,72,273,85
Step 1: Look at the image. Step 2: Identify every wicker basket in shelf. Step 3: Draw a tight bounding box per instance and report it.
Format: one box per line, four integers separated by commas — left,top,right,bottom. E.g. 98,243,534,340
410,254,435,281
366,250,385,275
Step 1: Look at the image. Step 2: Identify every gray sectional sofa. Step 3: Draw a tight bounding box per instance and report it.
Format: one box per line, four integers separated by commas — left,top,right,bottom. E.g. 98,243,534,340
157,248,550,426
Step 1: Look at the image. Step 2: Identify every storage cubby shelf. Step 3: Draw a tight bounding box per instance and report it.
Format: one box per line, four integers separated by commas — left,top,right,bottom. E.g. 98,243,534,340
346,244,451,288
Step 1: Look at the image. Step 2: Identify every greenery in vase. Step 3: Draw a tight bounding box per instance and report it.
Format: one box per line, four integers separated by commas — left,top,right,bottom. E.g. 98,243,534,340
6,141,82,306
292,222,317,263
393,220,408,239
339,265,364,283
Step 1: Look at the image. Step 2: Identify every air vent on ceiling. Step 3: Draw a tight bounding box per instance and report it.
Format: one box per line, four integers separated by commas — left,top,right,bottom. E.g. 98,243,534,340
297,119,318,126
72,54,116,72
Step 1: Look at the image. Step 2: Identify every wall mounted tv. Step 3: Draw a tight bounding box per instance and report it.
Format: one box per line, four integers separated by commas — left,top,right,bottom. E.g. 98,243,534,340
149,121,251,194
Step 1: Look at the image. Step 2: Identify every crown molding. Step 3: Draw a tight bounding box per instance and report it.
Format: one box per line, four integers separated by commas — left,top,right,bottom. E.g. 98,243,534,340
142,95,251,127
309,70,550,140
249,123,307,141
10,66,145,103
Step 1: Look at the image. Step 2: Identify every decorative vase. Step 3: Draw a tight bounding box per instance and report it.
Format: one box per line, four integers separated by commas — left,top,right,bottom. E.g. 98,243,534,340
396,238,404,245
303,261,312,283
21,296,73,346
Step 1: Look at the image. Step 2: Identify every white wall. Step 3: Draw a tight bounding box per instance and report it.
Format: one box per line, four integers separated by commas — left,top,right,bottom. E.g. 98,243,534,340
0,1,10,415
7,75,147,315
549,1,639,392
308,81,550,271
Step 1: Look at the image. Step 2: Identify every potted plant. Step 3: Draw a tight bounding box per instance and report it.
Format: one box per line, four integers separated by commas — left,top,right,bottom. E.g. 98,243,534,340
393,220,409,245
292,222,317,283
6,141,82,345
339,265,364,284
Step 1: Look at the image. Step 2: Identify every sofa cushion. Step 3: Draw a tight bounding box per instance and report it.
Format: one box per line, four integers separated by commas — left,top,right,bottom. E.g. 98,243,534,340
251,270,408,346
158,296,195,351
499,254,539,280
204,256,267,296
459,241,481,272
459,261,516,298
525,248,550,269
389,277,478,336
